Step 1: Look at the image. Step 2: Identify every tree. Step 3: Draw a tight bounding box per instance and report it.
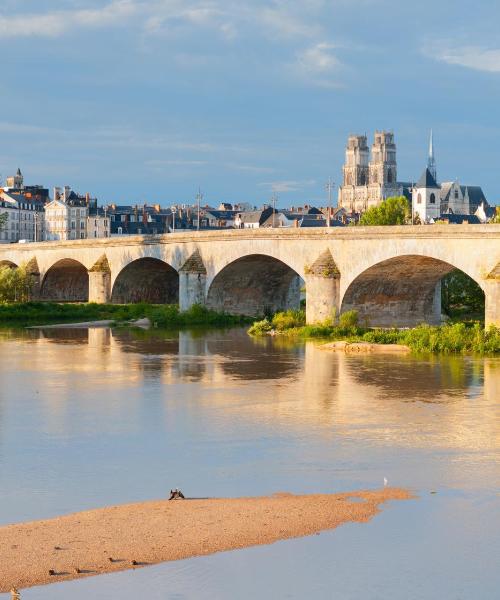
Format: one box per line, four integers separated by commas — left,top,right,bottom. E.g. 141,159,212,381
359,196,411,226
491,206,500,224
0,212,7,230
441,269,485,318
0,263,36,302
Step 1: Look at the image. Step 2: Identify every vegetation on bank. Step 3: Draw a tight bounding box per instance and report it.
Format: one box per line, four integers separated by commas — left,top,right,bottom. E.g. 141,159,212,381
248,309,500,354
0,302,250,328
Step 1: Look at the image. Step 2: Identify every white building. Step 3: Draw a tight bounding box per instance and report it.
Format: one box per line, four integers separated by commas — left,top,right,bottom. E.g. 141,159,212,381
412,168,441,223
0,191,44,243
87,209,110,239
412,133,490,223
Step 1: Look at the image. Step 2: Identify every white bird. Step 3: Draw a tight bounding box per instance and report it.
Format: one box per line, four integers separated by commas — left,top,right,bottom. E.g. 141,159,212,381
383,477,388,487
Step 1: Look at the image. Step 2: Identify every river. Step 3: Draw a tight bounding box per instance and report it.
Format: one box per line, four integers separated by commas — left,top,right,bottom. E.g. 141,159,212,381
0,326,499,599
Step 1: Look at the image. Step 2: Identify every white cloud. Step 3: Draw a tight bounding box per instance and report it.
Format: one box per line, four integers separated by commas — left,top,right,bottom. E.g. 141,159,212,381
0,0,324,40
291,42,343,87
297,42,340,73
0,0,137,37
424,42,500,73
259,179,316,193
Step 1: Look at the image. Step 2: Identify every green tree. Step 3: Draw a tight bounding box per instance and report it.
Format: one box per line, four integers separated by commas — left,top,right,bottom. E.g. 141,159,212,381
359,196,411,226
441,269,485,318
491,206,500,223
0,212,7,230
0,263,36,302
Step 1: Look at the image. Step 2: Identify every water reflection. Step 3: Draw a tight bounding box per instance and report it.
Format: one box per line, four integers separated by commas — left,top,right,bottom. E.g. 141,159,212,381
0,326,499,599
0,328,500,523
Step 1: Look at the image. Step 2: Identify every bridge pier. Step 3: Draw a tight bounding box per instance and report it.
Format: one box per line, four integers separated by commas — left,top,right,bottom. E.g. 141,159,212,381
88,256,111,304
179,250,207,311
485,279,500,328
305,250,340,324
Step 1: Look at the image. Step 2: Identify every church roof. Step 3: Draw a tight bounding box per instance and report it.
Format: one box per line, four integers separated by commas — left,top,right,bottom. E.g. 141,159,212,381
416,168,439,189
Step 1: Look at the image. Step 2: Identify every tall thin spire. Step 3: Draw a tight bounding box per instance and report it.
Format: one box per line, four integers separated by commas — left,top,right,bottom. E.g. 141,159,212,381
427,129,437,182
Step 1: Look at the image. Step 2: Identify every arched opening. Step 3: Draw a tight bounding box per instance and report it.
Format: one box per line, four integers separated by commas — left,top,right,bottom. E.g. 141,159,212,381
207,254,302,316
41,259,89,302
341,255,484,327
111,257,179,304
0,260,18,269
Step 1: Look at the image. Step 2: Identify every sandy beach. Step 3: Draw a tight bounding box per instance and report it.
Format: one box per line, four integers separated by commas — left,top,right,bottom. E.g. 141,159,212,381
0,488,411,592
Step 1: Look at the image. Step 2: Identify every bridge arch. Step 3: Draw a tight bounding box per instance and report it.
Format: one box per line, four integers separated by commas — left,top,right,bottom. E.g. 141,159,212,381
207,254,303,316
0,260,18,269
40,258,89,302
340,254,484,327
111,257,179,304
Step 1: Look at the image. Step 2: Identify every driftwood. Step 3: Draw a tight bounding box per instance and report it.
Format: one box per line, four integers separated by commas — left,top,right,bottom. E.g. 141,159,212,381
168,488,185,500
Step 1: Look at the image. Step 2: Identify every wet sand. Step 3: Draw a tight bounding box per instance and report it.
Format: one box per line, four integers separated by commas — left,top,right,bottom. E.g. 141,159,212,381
0,488,412,592
322,341,412,354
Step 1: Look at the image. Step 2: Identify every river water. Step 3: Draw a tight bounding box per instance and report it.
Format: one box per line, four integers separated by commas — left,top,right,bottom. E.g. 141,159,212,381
0,327,499,599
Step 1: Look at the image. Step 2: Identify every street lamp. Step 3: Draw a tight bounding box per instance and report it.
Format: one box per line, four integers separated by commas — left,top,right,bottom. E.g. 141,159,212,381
196,188,203,232
271,193,278,228
325,178,335,228
170,206,177,233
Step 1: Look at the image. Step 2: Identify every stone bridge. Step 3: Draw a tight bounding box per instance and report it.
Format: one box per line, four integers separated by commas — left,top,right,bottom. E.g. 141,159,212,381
0,226,499,327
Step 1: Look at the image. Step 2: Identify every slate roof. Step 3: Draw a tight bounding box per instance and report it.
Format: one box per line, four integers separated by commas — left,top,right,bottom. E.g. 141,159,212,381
416,168,439,189
439,213,481,224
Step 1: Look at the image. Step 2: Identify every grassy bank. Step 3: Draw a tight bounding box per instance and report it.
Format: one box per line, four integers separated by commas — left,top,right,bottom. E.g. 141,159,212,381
248,309,500,355
0,302,251,329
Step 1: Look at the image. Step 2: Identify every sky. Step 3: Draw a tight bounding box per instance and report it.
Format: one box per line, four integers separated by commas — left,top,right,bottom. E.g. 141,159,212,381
1,0,499,208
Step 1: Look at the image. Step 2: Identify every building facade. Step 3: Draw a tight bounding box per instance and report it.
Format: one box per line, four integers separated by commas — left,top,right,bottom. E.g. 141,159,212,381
338,131,403,212
44,187,100,241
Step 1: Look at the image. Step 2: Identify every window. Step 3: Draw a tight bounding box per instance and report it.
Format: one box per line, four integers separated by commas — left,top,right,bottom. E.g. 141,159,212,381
417,193,422,204
117,226,123,235
121,214,126,222
80,220,85,229
430,193,436,204
80,232,85,239
71,221,76,229
455,189,459,199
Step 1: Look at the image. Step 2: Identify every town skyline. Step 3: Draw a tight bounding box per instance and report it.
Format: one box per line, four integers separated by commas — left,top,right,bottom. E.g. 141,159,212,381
1,1,500,205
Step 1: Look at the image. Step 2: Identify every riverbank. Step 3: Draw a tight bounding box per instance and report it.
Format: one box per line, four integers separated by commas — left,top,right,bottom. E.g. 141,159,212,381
0,488,411,592
248,310,500,354
0,302,250,329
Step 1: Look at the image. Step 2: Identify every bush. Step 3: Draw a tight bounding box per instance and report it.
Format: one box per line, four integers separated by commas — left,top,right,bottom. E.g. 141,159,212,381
248,318,273,336
339,310,359,329
271,309,306,331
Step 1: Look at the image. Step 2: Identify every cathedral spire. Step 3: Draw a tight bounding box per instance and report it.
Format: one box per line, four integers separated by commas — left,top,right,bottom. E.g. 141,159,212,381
427,130,437,182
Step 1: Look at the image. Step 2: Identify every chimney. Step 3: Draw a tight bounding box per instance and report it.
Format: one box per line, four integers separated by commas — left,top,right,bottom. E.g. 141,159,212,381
85,192,90,205
63,185,70,202
53,186,61,201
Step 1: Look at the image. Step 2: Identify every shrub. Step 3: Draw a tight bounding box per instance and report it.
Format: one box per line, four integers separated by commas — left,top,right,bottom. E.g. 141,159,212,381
339,310,359,329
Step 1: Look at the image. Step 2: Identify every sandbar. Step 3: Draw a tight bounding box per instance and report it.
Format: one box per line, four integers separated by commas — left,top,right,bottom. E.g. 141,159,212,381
322,341,411,354
0,488,412,591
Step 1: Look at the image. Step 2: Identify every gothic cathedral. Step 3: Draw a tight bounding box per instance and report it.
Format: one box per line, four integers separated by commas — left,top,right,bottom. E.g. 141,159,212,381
338,131,402,212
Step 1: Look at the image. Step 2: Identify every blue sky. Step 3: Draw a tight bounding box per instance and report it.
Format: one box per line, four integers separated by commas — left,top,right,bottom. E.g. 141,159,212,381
1,0,499,207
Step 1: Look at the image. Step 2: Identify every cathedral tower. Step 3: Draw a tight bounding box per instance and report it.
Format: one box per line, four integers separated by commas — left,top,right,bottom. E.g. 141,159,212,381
342,135,369,187
369,131,397,185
